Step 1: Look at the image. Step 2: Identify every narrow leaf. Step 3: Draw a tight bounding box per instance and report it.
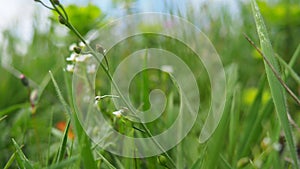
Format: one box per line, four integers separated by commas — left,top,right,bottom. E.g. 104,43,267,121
251,1,299,167
12,139,34,169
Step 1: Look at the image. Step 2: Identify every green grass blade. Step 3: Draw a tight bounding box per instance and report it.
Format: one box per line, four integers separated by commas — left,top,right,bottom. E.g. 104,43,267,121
96,151,117,169
46,155,78,169
238,77,266,158
288,43,300,69
49,71,71,116
12,139,34,169
3,152,16,169
0,103,29,117
50,70,97,168
251,0,299,168
0,115,7,122
220,154,233,169
73,113,98,169
55,119,71,163
203,64,238,169
276,55,300,85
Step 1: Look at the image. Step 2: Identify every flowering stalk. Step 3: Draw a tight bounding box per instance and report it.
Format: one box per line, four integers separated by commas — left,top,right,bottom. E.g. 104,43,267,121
38,1,176,167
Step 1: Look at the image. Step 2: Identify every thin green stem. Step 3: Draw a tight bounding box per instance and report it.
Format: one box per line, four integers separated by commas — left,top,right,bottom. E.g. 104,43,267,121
58,4,69,21
244,33,300,105
36,0,55,10
49,0,65,18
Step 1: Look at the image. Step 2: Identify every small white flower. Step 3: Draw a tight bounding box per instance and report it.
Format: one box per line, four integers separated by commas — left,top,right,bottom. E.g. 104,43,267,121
161,65,174,73
79,41,87,48
253,159,262,168
262,137,271,146
66,64,74,72
112,109,123,118
272,142,282,151
69,43,77,51
84,53,93,58
66,53,78,61
75,54,92,62
87,64,97,74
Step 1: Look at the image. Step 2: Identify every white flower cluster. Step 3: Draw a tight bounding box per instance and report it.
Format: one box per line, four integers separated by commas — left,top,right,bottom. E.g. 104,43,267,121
65,42,96,74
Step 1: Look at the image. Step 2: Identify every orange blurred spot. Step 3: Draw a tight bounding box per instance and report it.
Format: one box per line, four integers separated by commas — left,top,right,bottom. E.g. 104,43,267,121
56,121,75,140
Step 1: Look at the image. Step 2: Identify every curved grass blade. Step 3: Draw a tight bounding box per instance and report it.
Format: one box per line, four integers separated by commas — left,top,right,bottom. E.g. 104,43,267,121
49,71,71,116
3,152,16,169
55,119,71,163
50,70,98,169
12,139,34,169
251,0,299,167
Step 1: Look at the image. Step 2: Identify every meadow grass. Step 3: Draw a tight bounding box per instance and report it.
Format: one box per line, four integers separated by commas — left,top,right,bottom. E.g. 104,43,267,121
0,0,300,168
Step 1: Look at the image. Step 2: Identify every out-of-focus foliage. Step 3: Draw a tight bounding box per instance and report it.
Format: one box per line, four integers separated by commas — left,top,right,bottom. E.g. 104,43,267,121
65,4,104,35
0,0,300,168
258,1,300,62
51,3,105,36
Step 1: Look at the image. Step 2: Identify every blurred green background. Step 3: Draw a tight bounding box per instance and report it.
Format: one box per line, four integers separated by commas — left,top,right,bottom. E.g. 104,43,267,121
0,0,299,168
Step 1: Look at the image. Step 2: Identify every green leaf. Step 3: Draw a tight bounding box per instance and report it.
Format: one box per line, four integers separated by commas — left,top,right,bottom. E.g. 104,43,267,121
55,119,71,163
251,0,299,168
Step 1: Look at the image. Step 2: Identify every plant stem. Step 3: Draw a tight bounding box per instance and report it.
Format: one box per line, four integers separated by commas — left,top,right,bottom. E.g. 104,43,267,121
49,1,177,168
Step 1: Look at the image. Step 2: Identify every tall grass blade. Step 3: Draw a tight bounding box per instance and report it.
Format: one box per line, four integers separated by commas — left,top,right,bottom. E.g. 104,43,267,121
288,43,300,70
204,64,238,169
49,71,71,116
73,108,98,169
55,119,71,163
251,0,299,167
220,154,233,169
3,152,16,169
276,55,300,85
96,151,117,169
50,70,97,168
238,77,266,157
12,139,34,169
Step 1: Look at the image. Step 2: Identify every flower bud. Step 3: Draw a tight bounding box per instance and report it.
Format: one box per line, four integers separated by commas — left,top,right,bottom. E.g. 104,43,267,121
157,155,167,166
53,0,60,5
30,89,38,114
30,89,39,104
58,15,66,25
237,157,249,168
96,44,106,55
73,46,81,54
20,74,29,87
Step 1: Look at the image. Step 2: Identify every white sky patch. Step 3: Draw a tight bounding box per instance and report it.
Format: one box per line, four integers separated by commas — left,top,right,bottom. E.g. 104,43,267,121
0,0,243,43
0,1,46,42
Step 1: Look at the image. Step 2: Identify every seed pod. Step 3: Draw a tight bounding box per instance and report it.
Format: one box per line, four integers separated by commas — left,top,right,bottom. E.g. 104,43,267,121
58,15,66,25
73,46,81,54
